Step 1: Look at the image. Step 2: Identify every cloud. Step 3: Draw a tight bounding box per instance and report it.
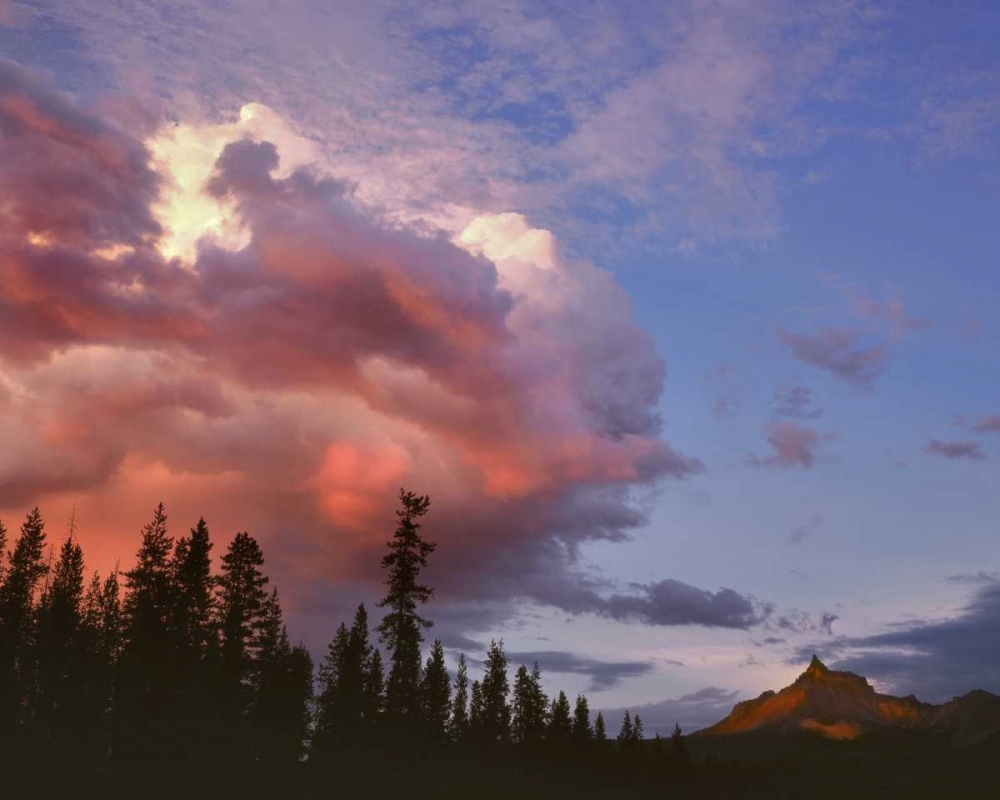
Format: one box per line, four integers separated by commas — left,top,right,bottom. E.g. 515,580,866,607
923,439,987,461
0,60,709,639
591,580,768,629
945,572,999,586
600,687,741,736
798,582,1000,701
776,328,886,390
972,414,1000,434
505,650,655,692
777,283,929,391
771,385,824,420
788,513,823,545
747,422,833,469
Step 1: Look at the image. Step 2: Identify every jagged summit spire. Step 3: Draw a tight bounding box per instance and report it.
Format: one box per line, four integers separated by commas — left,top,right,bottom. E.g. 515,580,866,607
809,654,827,671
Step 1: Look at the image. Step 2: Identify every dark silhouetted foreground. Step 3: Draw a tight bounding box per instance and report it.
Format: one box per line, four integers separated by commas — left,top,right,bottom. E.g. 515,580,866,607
1,493,996,799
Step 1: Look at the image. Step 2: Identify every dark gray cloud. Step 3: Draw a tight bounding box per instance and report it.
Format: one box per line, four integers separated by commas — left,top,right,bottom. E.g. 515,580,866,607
595,580,768,629
771,385,824,420
506,650,655,691
797,582,1000,702
923,439,987,460
599,687,741,736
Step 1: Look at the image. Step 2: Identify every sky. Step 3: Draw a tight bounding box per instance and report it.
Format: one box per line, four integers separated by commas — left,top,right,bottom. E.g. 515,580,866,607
1,0,998,735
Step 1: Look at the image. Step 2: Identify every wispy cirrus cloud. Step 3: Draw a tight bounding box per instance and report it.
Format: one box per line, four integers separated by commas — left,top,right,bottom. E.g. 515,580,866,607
971,414,1000,433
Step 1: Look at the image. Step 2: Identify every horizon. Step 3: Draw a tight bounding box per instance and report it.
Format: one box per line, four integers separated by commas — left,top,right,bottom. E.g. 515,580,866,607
1,0,999,741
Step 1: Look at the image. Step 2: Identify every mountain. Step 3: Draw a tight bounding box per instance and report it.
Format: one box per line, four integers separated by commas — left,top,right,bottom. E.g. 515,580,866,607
694,655,1000,745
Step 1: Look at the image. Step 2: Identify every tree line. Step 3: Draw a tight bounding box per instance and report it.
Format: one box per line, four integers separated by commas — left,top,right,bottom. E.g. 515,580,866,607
0,490,737,797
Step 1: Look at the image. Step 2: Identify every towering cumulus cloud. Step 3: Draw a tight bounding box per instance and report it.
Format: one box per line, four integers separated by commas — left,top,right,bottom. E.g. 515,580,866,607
0,60,711,637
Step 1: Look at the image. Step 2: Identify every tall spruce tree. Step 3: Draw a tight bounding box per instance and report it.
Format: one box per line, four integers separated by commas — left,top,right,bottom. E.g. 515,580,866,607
449,653,469,743
377,490,435,724
313,621,351,761
117,503,175,760
363,647,385,726
420,640,450,741
633,713,644,741
252,589,313,766
33,535,86,758
572,694,593,748
548,690,572,746
617,710,634,743
478,639,511,744
594,711,608,742
511,662,548,745
0,509,48,751
168,517,216,759
217,531,269,757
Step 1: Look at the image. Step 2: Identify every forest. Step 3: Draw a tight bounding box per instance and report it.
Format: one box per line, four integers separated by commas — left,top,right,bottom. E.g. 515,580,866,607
1,490,995,799
0,490,743,798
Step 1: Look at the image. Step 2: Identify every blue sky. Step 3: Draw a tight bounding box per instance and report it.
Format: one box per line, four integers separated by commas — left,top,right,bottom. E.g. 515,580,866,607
1,1,998,733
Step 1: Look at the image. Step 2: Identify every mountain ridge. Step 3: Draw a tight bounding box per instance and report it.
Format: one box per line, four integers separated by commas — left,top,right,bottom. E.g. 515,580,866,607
694,655,1000,746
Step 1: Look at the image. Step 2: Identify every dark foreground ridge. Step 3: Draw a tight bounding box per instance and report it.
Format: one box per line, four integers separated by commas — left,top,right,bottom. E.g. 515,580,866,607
2,500,998,799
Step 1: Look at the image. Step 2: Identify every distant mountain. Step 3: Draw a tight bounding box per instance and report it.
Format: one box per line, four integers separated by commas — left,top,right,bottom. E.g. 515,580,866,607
695,655,1000,746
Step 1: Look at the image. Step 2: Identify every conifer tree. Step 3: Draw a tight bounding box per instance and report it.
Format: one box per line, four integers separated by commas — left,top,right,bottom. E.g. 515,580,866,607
572,693,593,747
217,531,269,757
594,711,608,743
512,662,548,746
117,503,175,760
449,653,469,743
364,647,385,725
670,722,687,762
478,639,511,743
0,519,6,586
618,710,634,743
313,621,351,760
0,508,48,750
168,517,216,759
548,690,572,745
420,639,451,741
633,713,644,741
378,490,435,725
469,679,484,739
253,590,313,765
33,535,86,758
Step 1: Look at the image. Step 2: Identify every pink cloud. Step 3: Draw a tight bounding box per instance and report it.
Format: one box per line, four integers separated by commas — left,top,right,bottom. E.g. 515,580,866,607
971,415,1000,434
747,422,832,469
0,61,703,626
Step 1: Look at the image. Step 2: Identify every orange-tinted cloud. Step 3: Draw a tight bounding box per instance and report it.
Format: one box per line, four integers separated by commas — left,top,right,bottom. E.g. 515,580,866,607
0,59,703,631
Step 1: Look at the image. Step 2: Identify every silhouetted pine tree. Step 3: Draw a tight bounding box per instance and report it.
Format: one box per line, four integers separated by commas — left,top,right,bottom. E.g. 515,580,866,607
633,714,644,741
253,589,313,766
420,640,450,741
0,509,48,754
217,531,269,760
671,722,688,763
449,653,469,743
572,694,593,748
478,639,511,744
469,679,484,739
33,535,85,759
548,690,572,747
512,663,548,746
313,621,350,761
78,568,119,762
168,517,216,760
618,710,634,744
363,647,385,727
117,503,175,761
594,711,608,743
377,490,435,726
